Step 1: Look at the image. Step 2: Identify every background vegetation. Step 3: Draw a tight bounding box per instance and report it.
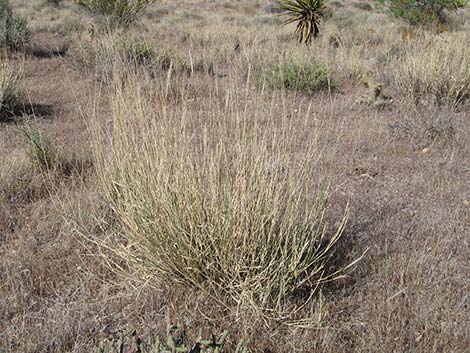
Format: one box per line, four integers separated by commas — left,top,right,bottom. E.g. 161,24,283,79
0,0,469,352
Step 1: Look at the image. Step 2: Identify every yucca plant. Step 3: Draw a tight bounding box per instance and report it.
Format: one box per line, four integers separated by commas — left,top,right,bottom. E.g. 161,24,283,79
277,0,326,44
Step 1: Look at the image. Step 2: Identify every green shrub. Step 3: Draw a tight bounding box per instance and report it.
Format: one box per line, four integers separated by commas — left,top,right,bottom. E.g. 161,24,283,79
0,0,30,50
378,0,467,25
75,0,155,25
260,61,331,92
0,63,21,118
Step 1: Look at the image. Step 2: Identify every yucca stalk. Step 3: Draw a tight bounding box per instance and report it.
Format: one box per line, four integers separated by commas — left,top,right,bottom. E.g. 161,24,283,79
277,0,326,44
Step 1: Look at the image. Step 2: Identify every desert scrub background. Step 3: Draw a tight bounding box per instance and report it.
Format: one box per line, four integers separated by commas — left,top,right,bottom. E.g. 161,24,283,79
89,71,350,320
1,0,469,352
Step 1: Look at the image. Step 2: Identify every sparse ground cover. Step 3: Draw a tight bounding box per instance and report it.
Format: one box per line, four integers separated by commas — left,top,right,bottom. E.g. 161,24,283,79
1,0,469,352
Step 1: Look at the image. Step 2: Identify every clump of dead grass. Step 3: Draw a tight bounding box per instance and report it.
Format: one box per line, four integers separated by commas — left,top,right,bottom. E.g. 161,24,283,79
387,30,470,106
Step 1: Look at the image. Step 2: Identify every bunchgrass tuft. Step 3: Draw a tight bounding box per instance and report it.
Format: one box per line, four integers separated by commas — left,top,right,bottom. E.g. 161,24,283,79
17,121,58,171
0,63,22,119
90,72,351,321
388,31,470,106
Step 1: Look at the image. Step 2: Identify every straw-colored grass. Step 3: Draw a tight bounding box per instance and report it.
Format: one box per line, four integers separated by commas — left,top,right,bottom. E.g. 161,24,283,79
90,72,350,320
0,63,21,116
388,31,470,106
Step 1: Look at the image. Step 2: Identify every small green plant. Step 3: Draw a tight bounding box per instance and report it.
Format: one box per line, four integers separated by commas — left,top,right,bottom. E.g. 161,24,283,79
0,63,21,118
97,326,250,353
277,0,326,44
75,0,156,25
260,61,331,92
378,0,467,25
0,0,30,50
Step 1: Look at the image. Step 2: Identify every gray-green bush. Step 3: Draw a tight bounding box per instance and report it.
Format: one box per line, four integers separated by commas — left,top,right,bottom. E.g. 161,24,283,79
260,61,332,93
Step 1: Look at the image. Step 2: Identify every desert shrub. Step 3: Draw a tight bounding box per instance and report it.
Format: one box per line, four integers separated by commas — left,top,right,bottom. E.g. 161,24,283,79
90,76,351,320
0,63,21,118
378,0,467,25
387,31,470,106
260,61,331,92
75,0,155,25
0,0,30,50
